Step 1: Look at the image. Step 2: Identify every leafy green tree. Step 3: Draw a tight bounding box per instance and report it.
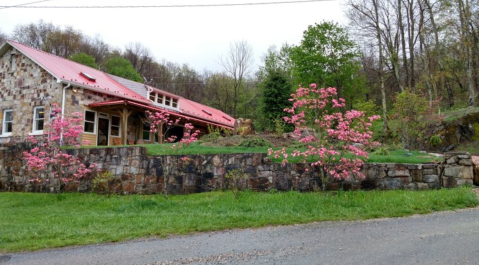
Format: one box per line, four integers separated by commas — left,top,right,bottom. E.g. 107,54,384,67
260,70,292,131
289,21,365,106
103,56,142,82
391,90,429,149
69,53,99,69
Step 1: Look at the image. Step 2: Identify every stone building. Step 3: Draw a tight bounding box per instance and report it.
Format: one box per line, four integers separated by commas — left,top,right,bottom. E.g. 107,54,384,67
0,40,234,146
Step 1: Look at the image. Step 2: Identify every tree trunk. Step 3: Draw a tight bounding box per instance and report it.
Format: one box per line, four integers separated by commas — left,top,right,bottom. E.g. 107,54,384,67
407,0,416,89
398,0,409,89
424,0,454,107
374,0,389,135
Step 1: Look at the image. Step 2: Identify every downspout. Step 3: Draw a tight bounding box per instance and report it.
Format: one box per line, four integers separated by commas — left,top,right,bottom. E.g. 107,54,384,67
60,82,71,145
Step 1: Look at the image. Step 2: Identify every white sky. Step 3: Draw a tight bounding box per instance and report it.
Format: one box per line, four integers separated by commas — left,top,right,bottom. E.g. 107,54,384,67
0,0,347,73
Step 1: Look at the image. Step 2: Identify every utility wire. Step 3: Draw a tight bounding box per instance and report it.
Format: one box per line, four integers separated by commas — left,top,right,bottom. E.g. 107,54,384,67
0,0,50,9
0,0,332,9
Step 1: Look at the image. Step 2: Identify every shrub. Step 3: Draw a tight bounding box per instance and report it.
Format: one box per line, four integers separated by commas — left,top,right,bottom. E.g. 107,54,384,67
354,100,380,117
391,89,428,149
374,147,390,156
225,169,248,199
430,134,442,147
93,171,114,197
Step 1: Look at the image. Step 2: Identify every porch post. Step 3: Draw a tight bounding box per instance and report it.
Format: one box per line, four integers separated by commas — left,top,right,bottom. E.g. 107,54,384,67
119,108,132,145
158,122,163,144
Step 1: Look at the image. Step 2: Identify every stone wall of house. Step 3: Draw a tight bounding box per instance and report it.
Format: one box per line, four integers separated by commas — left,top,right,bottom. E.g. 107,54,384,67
0,144,475,194
0,46,128,145
0,47,62,142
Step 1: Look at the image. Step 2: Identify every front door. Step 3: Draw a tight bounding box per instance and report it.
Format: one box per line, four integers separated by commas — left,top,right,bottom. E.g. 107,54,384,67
98,117,109,146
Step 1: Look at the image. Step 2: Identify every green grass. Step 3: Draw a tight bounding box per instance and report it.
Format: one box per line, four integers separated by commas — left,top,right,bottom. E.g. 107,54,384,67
142,141,268,156
139,142,437,164
1,188,477,253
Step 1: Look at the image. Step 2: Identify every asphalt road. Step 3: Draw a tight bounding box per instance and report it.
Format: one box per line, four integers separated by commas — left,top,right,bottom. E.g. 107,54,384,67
2,208,479,265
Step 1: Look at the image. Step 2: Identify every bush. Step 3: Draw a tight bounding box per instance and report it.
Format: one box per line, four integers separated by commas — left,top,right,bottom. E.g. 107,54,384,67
354,100,380,117
239,137,272,148
391,90,429,149
201,133,221,143
430,134,442,147
374,147,390,156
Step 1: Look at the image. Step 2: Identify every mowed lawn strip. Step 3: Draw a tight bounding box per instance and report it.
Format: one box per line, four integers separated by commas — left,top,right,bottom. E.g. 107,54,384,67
1,188,477,253
143,142,437,164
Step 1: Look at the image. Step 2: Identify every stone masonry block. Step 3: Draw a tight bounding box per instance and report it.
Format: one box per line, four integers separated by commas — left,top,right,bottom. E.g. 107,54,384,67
387,170,410,177
444,166,462,177
422,175,439,183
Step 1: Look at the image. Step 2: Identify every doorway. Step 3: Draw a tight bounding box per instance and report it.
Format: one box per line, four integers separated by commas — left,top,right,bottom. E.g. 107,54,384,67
98,117,109,146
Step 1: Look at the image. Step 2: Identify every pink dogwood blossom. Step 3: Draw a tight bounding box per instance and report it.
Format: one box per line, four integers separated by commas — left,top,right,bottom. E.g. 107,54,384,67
270,84,380,191
23,103,97,191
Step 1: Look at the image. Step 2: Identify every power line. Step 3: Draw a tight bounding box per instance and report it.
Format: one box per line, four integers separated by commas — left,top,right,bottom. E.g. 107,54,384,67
0,0,332,9
0,0,50,9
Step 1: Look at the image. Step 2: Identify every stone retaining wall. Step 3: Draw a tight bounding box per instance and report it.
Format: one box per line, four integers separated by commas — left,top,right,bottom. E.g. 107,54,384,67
0,145,475,194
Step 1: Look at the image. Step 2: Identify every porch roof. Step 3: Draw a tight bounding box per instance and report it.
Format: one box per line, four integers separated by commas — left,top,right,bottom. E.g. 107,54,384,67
88,100,233,129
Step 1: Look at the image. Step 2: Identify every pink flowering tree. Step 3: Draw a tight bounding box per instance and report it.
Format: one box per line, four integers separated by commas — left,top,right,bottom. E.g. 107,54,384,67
269,84,380,192
145,110,200,199
23,103,97,193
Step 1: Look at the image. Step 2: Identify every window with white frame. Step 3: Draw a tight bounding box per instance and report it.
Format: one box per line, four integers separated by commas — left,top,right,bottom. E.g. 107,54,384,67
32,106,45,133
84,110,96,133
148,91,179,109
142,123,150,141
2,110,13,135
110,115,121,137
149,92,156,101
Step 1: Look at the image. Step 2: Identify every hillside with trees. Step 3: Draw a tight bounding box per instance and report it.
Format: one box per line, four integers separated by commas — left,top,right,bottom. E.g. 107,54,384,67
1,0,478,151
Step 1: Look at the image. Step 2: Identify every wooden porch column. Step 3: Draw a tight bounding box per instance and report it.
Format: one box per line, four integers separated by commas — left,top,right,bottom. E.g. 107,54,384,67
158,122,163,144
118,108,132,145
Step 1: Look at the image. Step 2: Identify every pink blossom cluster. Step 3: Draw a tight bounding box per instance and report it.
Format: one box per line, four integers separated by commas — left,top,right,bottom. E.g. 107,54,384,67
270,84,380,181
146,110,179,134
145,110,199,151
23,103,97,187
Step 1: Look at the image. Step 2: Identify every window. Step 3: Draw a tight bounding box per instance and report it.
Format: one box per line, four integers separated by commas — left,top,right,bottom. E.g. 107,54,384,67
33,107,45,133
2,110,13,135
10,52,16,73
84,110,96,133
157,94,163,104
165,96,171,106
110,116,121,137
142,123,150,141
172,98,178,108
149,92,156,101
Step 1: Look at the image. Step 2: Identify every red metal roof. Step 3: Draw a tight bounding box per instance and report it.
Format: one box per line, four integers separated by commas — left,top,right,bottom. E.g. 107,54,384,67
180,98,235,127
89,100,233,129
3,40,235,129
6,40,150,104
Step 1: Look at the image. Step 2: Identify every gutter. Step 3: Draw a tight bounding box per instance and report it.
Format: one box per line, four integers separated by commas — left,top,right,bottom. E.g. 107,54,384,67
60,82,71,145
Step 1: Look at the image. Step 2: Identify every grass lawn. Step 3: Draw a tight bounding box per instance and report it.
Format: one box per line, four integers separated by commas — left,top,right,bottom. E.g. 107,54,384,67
140,142,437,164
1,188,477,253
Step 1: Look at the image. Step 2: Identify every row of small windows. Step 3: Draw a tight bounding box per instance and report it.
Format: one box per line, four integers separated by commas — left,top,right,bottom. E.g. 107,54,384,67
2,107,44,136
149,92,179,109
1,108,121,138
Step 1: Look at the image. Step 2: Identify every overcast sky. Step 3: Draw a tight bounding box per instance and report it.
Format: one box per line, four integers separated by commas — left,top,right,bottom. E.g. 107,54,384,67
0,0,347,73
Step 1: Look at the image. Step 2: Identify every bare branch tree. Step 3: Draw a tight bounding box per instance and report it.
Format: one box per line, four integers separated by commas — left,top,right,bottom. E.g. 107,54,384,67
219,40,254,118
0,30,7,46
